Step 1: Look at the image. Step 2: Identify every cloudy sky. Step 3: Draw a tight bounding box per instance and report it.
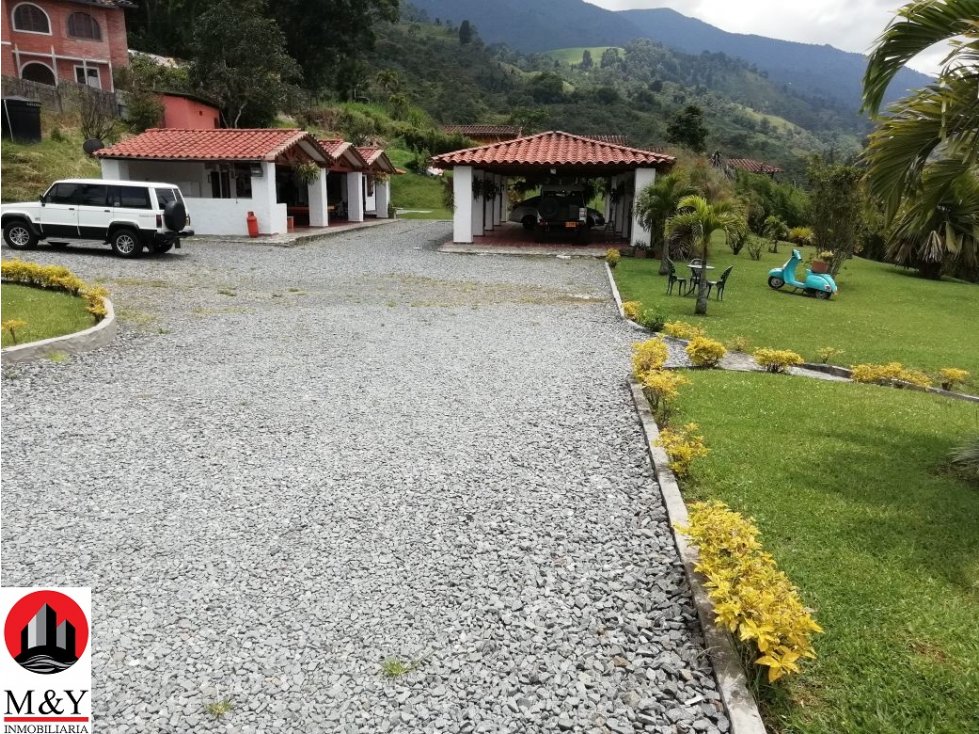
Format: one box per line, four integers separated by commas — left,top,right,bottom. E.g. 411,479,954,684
585,0,944,73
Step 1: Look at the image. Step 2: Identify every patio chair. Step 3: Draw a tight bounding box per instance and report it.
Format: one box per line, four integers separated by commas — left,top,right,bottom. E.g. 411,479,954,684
706,265,734,301
687,266,704,296
666,260,688,295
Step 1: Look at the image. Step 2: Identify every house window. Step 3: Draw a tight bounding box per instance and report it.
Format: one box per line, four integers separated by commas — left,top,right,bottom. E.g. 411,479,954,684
67,12,101,40
74,66,101,88
12,3,50,34
20,61,55,86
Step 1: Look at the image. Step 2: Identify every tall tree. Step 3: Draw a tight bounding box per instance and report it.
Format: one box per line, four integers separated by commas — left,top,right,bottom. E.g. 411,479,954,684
634,173,700,274
862,0,979,273
459,19,473,45
275,0,398,91
580,49,593,69
807,157,864,278
666,195,747,315
666,105,709,153
189,0,301,127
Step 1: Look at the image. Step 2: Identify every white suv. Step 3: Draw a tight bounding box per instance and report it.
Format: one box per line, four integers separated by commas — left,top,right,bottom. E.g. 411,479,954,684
1,179,193,258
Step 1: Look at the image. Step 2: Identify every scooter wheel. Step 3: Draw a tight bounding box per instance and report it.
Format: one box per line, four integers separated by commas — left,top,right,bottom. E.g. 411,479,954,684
816,290,832,300
768,276,785,290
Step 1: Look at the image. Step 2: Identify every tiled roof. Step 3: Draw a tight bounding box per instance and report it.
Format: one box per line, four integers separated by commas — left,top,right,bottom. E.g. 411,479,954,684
431,131,675,169
95,128,333,163
581,134,629,146
441,124,522,137
318,139,369,170
357,147,399,174
726,158,783,175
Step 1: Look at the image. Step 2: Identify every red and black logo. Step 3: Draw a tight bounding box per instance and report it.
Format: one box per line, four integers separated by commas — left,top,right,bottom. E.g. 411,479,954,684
4,590,89,675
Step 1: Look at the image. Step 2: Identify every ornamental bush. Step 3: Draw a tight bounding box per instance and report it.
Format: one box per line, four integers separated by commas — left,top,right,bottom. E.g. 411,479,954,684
851,362,932,388
663,320,706,340
815,346,844,364
606,248,621,268
754,348,804,374
1,260,109,321
656,422,708,478
631,338,668,380
681,500,823,684
641,368,689,415
622,300,642,321
939,367,970,391
685,336,726,368
637,309,666,332
787,226,815,247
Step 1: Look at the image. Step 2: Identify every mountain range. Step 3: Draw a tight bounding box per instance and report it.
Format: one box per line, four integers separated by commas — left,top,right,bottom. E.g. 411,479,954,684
408,0,932,112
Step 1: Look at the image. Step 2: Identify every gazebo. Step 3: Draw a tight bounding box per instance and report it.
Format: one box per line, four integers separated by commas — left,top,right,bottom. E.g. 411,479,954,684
431,131,675,247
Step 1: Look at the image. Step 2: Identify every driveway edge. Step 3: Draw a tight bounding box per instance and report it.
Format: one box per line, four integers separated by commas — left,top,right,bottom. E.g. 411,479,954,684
1,295,116,365
629,380,768,734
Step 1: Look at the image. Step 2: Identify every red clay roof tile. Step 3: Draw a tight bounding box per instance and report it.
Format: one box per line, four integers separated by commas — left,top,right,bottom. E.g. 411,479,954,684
95,128,332,164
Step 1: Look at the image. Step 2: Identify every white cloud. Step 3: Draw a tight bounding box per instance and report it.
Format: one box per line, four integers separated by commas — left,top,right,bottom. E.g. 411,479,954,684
585,0,942,74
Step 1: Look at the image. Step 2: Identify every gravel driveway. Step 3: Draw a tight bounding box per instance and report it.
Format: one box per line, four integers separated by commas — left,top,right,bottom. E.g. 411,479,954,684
1,222,727,734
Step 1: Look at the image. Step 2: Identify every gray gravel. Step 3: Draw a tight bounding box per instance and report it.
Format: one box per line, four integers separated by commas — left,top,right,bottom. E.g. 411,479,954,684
1,222,726,733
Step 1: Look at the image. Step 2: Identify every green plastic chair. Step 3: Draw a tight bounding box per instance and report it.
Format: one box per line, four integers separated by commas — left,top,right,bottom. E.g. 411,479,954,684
666,260,688,295
707,265,734,300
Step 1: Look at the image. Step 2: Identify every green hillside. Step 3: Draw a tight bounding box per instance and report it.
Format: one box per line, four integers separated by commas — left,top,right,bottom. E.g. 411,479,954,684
545,46,624,66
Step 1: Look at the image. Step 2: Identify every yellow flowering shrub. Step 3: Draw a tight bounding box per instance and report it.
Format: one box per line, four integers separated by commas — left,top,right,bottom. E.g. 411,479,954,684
815,346,843,364
663,320,706,340
1,259,109,321
2,319,28,345
656,422,708,478
685,336,726,368
641,369,689,414
606,248,621,268
622,300,642,321
754,348,804,374
851,362,932,388
681,500,823,683
631,338,668,380
939,367,970,391
727,335,751,353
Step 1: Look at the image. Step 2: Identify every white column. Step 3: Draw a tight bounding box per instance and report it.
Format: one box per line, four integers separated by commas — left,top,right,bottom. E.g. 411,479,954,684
99,159,129,179
614,175,627,236
453,166,473,243
631,167,657,248
346,171,364,222
376,178,390,219
251,161,281,234
471,170,485,237
493,175,502,226
309,167,328,227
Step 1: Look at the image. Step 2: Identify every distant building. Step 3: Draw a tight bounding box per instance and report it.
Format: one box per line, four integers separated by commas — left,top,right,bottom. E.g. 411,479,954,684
711,152,782,178
1,0,132,91
441,124,522,145
159,92,221,130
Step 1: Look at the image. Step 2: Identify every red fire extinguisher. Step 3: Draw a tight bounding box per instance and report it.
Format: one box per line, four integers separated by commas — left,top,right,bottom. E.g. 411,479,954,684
246,211,259,238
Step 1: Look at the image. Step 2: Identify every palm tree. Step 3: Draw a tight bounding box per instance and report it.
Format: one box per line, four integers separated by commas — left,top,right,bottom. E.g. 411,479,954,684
634,173,699,274
862,0,979,271
665,195,747,315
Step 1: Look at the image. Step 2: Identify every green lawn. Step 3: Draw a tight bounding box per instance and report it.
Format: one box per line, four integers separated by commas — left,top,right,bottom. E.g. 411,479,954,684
614,243,979,388
674,370,979,733
1,283,95,347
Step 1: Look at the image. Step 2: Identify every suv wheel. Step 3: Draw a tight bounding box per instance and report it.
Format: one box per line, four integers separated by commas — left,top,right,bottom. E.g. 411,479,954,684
110,228,143,258
3,221,38,250
521,215,536,231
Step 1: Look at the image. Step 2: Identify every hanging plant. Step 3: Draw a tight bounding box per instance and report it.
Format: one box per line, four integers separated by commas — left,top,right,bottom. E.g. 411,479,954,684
483,180,500,201
293,161,321,186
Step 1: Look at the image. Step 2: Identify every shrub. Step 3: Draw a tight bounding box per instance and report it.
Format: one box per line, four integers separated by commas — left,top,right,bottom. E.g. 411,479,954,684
949,436,979,480
727,335,751,353
685,336,726,368
641,368,689,415
939,368,970,391
631,338,669,380
681,500,823,683
851,362,933,388
754,348,804,374
622,300,642,321
788,226,815,247
815,346,844,364
50,127,65,143
746,235,765,261
637,309,667,332
2,319,28,345
663,320,705,340
606,248,621,268
656,422,708,478
1,260,109,321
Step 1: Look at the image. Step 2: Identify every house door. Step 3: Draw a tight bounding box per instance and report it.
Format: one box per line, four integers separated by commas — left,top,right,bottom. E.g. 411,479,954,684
38,181,82,237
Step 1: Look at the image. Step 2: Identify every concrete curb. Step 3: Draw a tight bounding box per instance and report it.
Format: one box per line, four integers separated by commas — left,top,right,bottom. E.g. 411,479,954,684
605,263,650,333
195,219,399,248
629,380,768,734
1,295,116,365
801,362,979,404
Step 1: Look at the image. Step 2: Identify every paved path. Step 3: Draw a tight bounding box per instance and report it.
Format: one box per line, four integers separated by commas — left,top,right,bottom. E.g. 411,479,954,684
1,223,727,734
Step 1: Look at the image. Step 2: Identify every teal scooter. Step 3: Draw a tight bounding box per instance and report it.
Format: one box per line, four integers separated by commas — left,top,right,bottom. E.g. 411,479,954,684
768,249,837,300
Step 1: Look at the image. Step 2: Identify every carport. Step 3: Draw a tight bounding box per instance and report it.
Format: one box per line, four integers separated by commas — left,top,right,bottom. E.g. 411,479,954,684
431,131,675,247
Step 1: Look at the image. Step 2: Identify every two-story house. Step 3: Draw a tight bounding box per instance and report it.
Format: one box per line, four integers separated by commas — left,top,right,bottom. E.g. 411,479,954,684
1,0,131,91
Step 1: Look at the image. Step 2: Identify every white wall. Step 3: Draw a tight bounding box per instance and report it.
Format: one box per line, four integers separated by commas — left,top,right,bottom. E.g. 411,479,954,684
375,179,390,219
121,160,212,198
185,198,255,236
364,175,377,214
453,166,473,243
631,168,657,248
347,172,364,222
309,167,328,227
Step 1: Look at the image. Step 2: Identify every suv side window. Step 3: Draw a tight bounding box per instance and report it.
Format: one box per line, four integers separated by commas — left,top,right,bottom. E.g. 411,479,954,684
47,182,82,205
77,184,108,207
154,187,184,208
109,186,152,209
